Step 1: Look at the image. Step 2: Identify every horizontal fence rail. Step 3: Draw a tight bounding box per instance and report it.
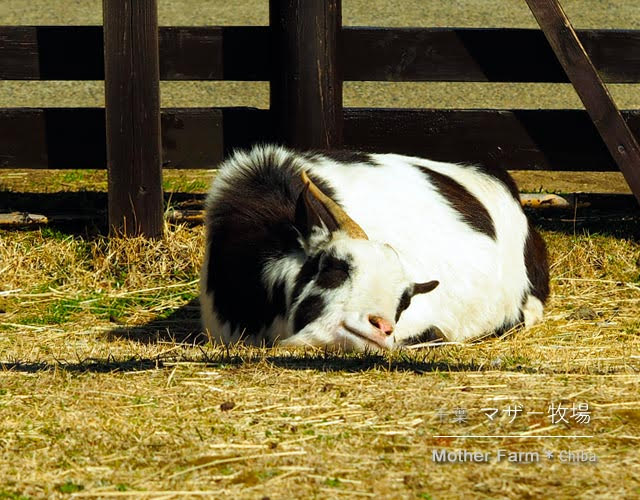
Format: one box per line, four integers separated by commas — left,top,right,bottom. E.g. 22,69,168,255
342,28,640,83
1,26,640,82
1,107,639,171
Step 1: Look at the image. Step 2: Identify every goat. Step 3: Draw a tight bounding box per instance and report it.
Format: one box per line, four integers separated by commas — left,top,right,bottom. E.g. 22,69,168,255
200,145,549,350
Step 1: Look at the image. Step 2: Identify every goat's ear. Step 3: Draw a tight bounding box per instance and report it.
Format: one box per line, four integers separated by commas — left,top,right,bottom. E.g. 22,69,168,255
294,176,340,238
413,280,439,295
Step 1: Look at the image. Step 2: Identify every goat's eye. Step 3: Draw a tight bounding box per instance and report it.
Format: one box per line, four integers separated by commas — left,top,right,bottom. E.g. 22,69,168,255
320,254,349,271
316,255,351,289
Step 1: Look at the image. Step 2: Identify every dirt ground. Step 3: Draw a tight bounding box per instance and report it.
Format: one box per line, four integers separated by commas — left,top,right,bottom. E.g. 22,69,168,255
1,1,640,499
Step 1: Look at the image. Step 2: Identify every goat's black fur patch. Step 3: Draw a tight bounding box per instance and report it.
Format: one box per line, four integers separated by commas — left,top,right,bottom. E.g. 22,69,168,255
524,222,550,303
205,150,338,335
270,280,287,323
400,327,443,345
418,166,496,240
316,254,351,289
395,289,412,322
293,294,326,332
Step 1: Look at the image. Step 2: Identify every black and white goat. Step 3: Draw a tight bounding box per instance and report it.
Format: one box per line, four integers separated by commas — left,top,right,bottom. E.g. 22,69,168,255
200,145,549,350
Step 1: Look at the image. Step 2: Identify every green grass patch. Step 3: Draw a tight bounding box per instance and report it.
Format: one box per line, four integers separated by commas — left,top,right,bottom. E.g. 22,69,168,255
325,477,342,488
56,481,84,494
164,178,209,193
0,492,31,500
12,289,197,327
61,170,88,184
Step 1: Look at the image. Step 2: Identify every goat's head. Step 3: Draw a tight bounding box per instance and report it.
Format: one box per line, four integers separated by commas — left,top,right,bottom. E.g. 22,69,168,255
284,171,439,351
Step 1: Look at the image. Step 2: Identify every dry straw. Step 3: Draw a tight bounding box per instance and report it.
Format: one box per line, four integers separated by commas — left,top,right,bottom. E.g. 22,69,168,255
1,223,639,498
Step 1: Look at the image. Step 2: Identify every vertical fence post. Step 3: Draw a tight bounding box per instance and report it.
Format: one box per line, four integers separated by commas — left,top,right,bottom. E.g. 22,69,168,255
103,0,164,238
269,0,343,149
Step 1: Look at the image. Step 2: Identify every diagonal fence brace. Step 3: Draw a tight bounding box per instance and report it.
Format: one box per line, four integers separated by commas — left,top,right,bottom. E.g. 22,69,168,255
525,0,640,205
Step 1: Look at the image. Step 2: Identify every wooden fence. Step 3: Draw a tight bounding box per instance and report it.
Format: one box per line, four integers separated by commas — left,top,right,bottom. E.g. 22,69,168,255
1,0,639,236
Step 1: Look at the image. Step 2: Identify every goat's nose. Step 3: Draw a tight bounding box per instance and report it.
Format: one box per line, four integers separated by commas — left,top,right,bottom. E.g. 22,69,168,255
368,315,394,335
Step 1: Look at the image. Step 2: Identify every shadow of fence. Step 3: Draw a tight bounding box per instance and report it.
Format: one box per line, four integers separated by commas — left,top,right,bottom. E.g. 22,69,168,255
3,190,639,239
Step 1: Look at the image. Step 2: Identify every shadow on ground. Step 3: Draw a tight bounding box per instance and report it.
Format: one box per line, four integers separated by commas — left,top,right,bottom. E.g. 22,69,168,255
104,299,491,373
2,191,639,240
0,357,163,373
1,297,516,375
106,298,206,345
0,353,489,375
526,208,640,239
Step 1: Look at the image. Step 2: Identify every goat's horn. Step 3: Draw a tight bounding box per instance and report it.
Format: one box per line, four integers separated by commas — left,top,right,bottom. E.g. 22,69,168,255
301,170,368,240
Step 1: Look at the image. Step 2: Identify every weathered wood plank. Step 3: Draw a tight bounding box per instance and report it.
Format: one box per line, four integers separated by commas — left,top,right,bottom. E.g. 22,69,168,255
2,26,640,82
525,0,640,204
161,107,273,168
342,27,640,82
159,26,269,81
1,108,639,171
344,108,640,172
0,108,106,168
343,27,564,82
270,0,343,148
103,0,164,237
0,26,104,80
0,108,272,169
